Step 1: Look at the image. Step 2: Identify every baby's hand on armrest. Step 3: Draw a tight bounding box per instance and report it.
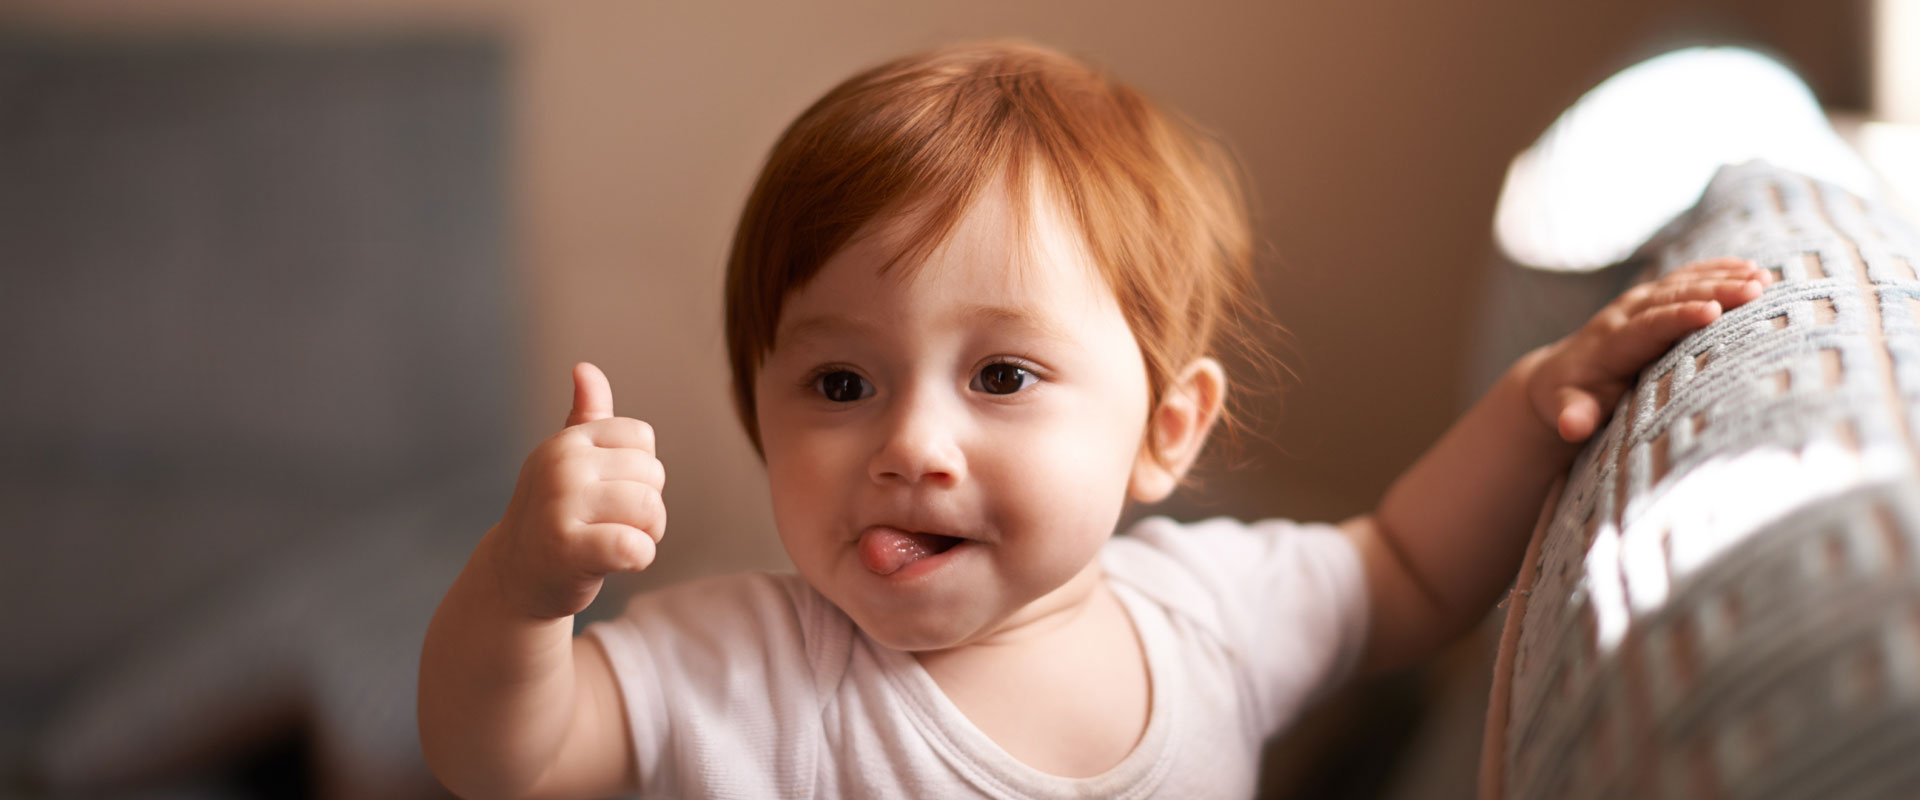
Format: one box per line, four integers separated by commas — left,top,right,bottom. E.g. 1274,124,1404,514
1346,258,1772,674
488,361,667,620
1524,257,1772,443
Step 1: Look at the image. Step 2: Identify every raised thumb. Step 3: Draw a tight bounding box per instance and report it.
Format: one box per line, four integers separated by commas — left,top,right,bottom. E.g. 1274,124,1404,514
566,362,615,427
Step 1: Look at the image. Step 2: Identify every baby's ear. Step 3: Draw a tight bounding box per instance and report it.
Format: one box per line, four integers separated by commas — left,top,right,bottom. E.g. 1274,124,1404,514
1129,357,1227,503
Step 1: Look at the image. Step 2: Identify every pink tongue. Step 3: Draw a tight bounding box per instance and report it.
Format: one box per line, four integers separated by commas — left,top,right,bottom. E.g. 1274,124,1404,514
859,528,953,576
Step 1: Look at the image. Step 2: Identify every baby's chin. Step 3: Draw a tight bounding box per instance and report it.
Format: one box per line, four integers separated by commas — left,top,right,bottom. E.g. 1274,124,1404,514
840,601,998,653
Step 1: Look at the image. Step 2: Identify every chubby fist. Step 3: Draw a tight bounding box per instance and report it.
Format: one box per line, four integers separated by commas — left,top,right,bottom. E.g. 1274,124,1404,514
1526,257,1774,443
488,362,666,619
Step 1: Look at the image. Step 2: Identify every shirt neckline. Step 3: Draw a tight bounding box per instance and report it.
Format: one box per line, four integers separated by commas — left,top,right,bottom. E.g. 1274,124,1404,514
866,580,1180,799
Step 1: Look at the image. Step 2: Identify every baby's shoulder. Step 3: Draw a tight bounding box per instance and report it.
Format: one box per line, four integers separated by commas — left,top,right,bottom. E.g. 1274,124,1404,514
1106,515,1353,584
590,571,857,688
1108,516,1371,738
583,572,851,791
607,570,823,626
1103,516,1365,642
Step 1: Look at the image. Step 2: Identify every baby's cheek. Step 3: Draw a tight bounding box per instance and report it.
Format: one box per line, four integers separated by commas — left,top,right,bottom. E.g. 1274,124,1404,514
1005,423,1135,543
763,431,850,541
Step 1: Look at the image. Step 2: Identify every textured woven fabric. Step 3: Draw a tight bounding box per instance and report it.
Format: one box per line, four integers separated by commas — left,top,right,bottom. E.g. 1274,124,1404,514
1489,161,1920,799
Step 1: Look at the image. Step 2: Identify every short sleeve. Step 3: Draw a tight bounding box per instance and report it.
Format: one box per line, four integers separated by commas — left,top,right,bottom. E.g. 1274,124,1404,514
583,572,836,799
1103,516,1371,737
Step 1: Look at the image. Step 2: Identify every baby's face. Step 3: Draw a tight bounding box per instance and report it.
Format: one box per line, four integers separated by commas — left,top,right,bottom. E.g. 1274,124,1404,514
754,182,1152,651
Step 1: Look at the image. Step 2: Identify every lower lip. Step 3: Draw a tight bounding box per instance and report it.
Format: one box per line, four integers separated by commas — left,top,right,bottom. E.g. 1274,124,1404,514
878,539,971,582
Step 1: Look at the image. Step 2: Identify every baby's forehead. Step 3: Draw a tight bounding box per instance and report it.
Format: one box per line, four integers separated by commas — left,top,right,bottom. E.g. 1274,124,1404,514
865,174,1103,285
753,166,1142,373
772,221,1125,362
775,300,1084,357
831,196,1111,303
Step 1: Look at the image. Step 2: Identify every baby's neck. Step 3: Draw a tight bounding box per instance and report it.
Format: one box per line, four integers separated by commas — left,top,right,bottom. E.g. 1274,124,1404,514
913,570,1152,778
938,560,1110,651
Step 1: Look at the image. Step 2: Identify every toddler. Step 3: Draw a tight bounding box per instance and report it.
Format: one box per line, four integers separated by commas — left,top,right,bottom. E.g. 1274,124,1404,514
418,40,1770,798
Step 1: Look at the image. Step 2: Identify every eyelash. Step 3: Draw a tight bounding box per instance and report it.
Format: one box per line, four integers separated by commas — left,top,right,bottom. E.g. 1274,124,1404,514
801,357,1044,402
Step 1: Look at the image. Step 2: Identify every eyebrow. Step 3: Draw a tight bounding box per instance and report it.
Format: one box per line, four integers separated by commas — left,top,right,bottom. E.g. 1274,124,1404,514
777,304,1078,349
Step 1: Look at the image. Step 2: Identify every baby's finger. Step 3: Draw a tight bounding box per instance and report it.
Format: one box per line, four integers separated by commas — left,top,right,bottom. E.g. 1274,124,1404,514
1603,300,1722,375
571,416,657,453
1626,278,1765,316
572,522,656,573
1674,257,1761,278
1650,260,1766,291
594,448,666,490
1555,387,1603,442
581,480,668,542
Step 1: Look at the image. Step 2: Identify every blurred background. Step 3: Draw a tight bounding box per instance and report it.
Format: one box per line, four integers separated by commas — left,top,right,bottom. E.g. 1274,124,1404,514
0,0,1904,797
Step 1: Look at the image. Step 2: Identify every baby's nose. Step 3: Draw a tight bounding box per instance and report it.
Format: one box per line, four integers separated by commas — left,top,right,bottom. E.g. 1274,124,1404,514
868,389,966,487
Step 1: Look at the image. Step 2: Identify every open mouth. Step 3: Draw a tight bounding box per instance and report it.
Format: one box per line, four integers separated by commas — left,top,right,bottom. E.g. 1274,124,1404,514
858,527,963,576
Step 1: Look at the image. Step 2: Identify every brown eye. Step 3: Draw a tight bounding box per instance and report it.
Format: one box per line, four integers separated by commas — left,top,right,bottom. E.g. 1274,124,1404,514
974,363,1034,395
816,370,872,402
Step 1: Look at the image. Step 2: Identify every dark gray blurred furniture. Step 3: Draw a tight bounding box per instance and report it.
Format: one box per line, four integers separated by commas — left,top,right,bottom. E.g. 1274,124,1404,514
0,36,516,797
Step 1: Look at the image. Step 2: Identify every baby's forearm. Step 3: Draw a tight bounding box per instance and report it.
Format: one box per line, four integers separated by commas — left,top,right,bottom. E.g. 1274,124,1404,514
1351,259,1768,675
419,526,583,798
1370,350,1579,651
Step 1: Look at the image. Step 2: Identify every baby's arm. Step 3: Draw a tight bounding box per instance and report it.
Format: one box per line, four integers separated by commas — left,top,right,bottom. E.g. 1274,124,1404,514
1339,258,1771,673
419,363,662,798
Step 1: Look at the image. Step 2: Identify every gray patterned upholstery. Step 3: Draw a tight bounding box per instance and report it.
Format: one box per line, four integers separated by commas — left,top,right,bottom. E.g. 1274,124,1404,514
1489,161,1920,799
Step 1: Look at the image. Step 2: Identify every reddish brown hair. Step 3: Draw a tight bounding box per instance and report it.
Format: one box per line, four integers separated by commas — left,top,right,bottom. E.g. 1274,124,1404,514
725,39,1274,464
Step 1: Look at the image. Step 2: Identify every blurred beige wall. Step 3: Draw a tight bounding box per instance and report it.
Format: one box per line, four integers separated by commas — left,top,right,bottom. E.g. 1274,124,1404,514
1,0,1868,602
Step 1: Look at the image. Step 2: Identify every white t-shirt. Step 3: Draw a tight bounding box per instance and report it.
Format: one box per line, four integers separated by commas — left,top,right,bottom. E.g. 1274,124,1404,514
585,515,1370,799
